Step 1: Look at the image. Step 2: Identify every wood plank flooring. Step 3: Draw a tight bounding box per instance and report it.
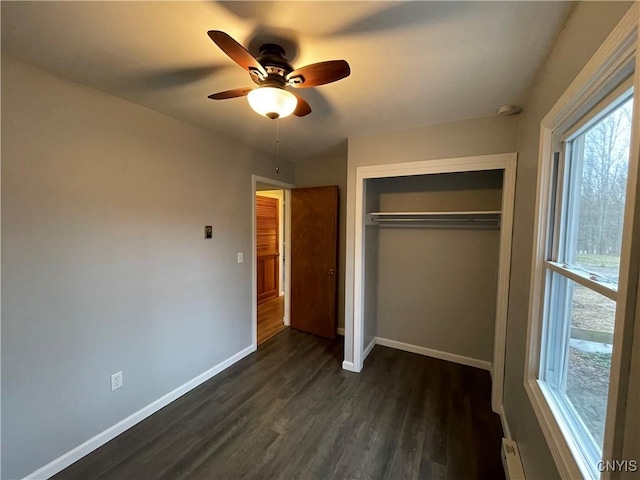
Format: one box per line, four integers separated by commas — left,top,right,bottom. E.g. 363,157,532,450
257,295,285,345
54,329,505,480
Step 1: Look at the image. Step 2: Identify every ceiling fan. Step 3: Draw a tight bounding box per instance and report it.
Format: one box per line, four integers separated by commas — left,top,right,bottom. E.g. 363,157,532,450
207,30,351,119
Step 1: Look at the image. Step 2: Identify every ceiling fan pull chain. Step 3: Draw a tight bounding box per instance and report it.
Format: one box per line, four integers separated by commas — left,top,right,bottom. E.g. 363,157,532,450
276,118,280,174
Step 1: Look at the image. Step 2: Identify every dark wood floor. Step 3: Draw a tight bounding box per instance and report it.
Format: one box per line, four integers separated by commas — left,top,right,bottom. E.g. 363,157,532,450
54,329,505,480
257,295,286,345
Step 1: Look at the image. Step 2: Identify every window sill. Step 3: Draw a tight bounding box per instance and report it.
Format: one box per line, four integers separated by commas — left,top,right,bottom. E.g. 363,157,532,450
524,377,594,479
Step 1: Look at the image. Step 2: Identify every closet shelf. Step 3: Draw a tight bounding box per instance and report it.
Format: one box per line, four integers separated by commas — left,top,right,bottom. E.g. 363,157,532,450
366,211,501,229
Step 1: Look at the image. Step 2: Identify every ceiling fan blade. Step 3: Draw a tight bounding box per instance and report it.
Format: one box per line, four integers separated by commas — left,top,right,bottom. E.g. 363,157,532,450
286,60,350,88
291,92,312,117
207,30,267,78
208,87,254,100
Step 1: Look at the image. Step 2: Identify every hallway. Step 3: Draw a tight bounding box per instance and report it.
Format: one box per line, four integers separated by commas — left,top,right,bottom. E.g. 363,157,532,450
257,295,286,345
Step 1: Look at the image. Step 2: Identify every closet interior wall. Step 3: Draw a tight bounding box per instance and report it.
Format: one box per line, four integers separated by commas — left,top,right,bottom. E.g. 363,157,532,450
364,170,504,364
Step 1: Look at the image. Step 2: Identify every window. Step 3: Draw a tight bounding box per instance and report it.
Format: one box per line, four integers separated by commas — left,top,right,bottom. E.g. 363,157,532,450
533,81,637,477
525,7,640,479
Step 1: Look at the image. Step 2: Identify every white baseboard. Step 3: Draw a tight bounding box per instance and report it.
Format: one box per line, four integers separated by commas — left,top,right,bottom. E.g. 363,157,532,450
499,405,512,440
341,360,357,372
336,327,345,336
375,337,492,371
363,337,376,361
24,345,256,480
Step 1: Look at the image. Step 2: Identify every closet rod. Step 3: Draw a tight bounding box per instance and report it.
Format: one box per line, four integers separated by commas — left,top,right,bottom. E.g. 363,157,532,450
371,217,499,222
371,220,500,230
367,211,501,229
368,210,501,217
374,224,500,230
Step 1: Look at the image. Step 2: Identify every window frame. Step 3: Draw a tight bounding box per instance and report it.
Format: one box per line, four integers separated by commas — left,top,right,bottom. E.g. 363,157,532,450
524,5,640,479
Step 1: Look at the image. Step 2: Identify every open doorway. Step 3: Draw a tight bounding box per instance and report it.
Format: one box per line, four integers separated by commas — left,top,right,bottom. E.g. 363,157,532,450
252,176,294,348
256,185,285,344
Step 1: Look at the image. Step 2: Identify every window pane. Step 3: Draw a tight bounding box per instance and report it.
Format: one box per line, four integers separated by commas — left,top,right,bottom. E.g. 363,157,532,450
566,282,614,448
543,272,615,451
568,96,633,287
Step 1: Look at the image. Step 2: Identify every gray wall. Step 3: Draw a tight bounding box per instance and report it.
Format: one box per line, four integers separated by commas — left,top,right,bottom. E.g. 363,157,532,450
621,275,639,480
345,114,519,363
504,2,634,479
1,56,293,479
376,172,504,212
372,172,502,363
294,142,348,330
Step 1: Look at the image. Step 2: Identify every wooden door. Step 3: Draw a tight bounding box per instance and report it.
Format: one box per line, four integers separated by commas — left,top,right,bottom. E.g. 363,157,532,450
256,195,279,304
291,186,338,340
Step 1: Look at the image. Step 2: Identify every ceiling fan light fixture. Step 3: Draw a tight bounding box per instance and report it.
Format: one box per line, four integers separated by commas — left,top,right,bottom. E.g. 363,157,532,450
247,87,298,119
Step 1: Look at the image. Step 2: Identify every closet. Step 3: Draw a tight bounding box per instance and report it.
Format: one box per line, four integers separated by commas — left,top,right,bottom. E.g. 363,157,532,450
350,153,516,410
364,169,502,361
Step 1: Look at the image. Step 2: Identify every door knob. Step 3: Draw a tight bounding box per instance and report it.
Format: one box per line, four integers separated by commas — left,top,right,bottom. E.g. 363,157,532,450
328,269,335,275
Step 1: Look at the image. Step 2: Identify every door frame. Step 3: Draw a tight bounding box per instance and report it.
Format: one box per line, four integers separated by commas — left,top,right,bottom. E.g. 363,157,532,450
252,175,295,349
346,153,517,414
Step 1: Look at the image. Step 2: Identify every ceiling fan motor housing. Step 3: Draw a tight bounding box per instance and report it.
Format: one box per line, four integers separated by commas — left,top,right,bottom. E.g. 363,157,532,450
258,43,291,68
250,44,299,119
250,43,294,85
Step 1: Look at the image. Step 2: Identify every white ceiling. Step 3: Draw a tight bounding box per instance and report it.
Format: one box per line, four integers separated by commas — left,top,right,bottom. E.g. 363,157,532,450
1,1,574,162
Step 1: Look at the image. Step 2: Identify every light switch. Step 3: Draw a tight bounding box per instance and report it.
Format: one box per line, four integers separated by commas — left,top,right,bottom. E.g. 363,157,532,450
237,252,244,263
204,226,213,239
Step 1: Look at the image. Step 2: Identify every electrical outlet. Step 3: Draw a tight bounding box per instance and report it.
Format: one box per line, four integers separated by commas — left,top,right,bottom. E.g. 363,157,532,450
237,252,244,263
111,371,123,391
